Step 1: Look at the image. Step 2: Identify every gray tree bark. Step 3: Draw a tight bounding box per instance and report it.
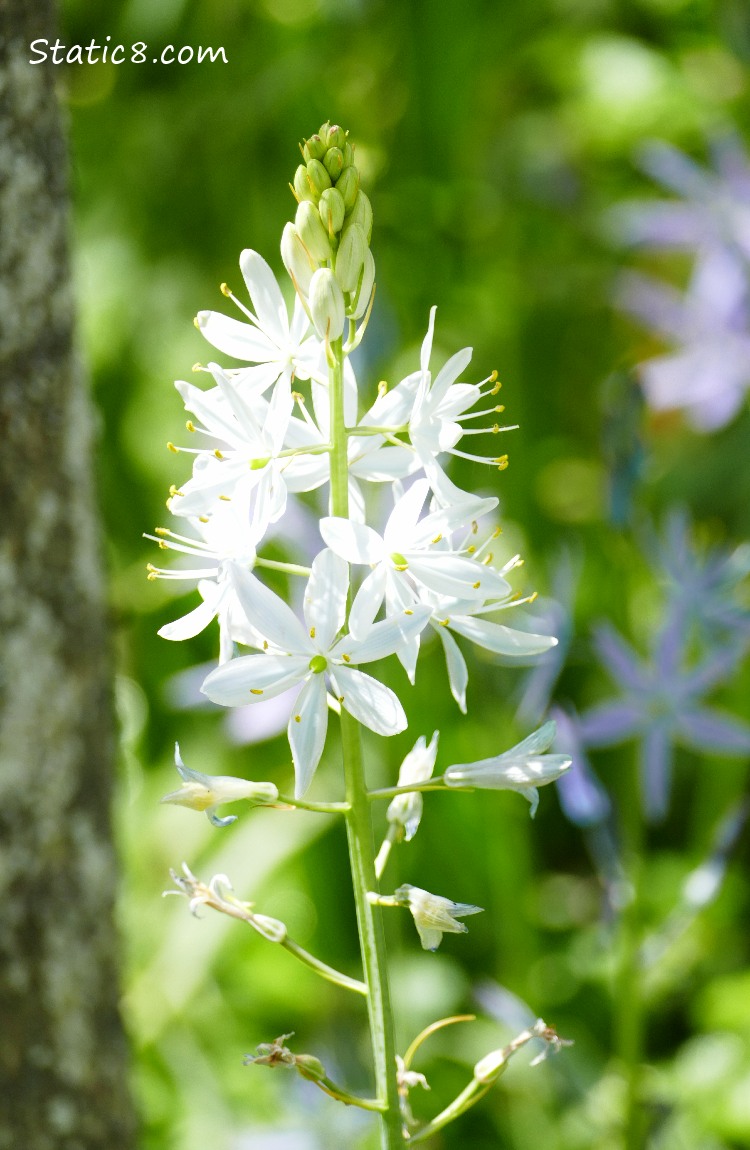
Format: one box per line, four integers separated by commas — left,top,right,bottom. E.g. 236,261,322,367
0,2,137,1146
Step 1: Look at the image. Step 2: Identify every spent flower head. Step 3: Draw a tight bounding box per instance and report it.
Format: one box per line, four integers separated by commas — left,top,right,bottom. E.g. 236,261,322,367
160,743,279,826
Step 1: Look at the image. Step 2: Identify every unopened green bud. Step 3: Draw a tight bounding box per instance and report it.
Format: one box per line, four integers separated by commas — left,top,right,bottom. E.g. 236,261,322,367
326,124,347,150
295,200,332,263
294,1054,326,1082
351,248,375,320
335,222,367,294
303,133,327,162
342,141,354,167
323,146,344,181
281,222,315,295
337,165,360,213
349,190,373,243
309,267,345,340
319,187,346,235
293,163,315,203
306,158,332,197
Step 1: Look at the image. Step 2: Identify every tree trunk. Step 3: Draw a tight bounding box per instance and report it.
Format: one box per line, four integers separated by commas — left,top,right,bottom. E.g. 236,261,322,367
0,2,137,1146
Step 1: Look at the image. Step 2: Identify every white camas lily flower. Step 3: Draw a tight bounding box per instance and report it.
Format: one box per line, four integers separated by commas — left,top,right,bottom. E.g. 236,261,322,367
161,743,279,826
146,488,267,662
166,363,293,530
444,720,572,817
320,478,509,645
195,248,321,390
201,550,431,796
394,883,484,951
386,731,439,842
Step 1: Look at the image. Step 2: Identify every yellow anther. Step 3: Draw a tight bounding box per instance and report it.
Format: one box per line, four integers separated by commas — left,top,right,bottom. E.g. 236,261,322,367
495,404,505,413
438,617,450,627
292,391,305,403
491,380,502,394
193,316,200,330
431,534,443,544
517,558,525,567
219,494,231,502
482,553,494,565
309,627,316,639
186,420,196,433
294,714,301,723
404,609,413,616
214,449,225,460
529,590,538,603
146,563,158,572
394,564,408,572
154,527,169,536
169,484,184,498
472,580,481,589
492,527,502,538
167,442,179,453
199,516,209,523
495,455,509,470
467,545,476,554
489,369,498,383
338,695,345,704
377,380,388,395
471,521,478,534
263,641,269,650
192,362,204,372
220,282,231,297
158,540,168,549
250,689,264,696
342,653,351,663
147,572,157,581
492,423,499,434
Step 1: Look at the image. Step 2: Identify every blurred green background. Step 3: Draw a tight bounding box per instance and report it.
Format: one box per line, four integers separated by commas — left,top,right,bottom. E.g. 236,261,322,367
59,0,750,1146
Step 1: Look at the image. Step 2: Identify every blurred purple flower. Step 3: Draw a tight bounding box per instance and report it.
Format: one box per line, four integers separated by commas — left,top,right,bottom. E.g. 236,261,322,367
617,247,750,430
579,622,750,821
647,510,750,645
550,707,610,828
515,551,578,726
608,136,750,262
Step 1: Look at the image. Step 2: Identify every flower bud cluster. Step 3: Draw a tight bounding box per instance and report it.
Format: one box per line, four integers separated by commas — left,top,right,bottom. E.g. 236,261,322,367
282,121,374,340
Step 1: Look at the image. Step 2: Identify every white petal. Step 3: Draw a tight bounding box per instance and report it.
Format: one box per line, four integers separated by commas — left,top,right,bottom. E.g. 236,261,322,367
383,478,429,549
239,249,288,342
338,606,431,665
434,623,468,713
196,311,277,363
304,549,349,649
408,555,510,599
334,667,407,735
229,566,309,653
158,594,220,642
201,653,308,706
288,675,328,796
449,616,557,657
319,517,384,565
420,307,437,376
360,369,421,427
429,346,473,406
262,370,293,455
175,379,241,445
410,495,499,547
349,565,388,640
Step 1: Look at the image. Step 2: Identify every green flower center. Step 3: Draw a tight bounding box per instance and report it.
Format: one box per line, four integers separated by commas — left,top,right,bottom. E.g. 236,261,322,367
309,655,328,674
390,552,408,569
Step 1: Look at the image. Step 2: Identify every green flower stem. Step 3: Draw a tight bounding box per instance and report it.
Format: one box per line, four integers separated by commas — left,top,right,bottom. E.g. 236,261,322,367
407,1077,494,1144
368,779,449,801
615,754,646,1150
276,791,350,814
254,558,312,578
329,337,404,1148
315,1075,386,1112
282,938,367,996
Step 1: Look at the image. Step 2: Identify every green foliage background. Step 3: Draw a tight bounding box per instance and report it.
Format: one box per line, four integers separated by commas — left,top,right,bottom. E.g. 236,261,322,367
60,0,750,1146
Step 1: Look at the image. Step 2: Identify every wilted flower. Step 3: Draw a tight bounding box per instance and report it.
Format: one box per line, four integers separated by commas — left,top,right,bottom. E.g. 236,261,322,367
161,743,279,826
444,721,571,818
474,1019,573,1084
394,883,483,952
386,731,439,842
